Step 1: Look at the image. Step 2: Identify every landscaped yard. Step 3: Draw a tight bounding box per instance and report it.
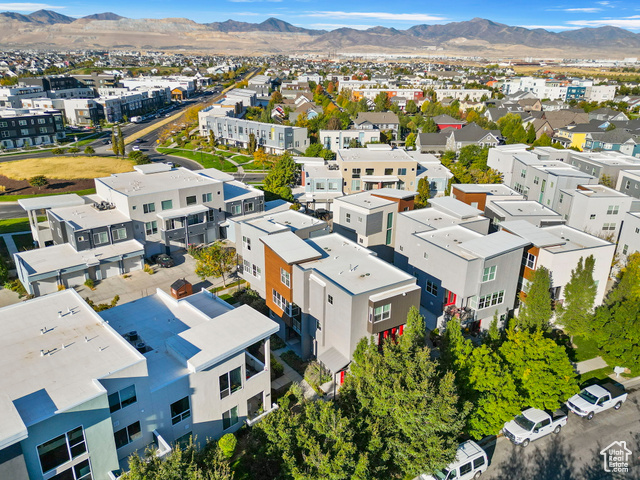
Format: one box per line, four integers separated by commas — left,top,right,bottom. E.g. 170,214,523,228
573,335,602,362
231,155,253,164
0,217,44,234
157,148,237,172
0,156,134,180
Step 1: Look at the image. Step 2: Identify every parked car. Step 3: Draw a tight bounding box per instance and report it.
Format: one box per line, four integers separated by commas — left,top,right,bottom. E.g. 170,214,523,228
132,145,140,151
503,408,567,447
313,208,333,220
152,253,174,268
566,382,627,420
135,138,144,143
419,440,488,480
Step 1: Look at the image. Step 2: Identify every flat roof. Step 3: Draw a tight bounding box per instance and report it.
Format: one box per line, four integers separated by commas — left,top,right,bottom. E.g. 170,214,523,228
459,231,529,258
429,197,484,219
156,204,209,220
49,204,131,230
416,225,484,260
100,290,278,388
335,191,395,210
96,167,221,197
453,184,520,196
0,290,142,446
489,200,563,218
261,231,323,264
16,240,144,276
18,193,85,211
564,184,630,198
300,233,415,295
542,224,612,251
500,220,565,248
245,210,326,233
337,147,416,163
223,181,262,202
400,207,483,231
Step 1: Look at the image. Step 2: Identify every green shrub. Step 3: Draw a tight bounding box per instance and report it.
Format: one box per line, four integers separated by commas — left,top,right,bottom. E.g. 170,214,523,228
218,433,237,459
304,361,331,388
270,333,286,351
280,350,308,376
51,148,66,155
271,353,284,380
84,278,95,289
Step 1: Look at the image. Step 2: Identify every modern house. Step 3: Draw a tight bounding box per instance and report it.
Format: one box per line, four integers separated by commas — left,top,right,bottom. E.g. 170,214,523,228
295,157,343,210
484,200,566,228
451,184,524,212
615,211,640,269
319,129,381,151
0,287,278,480
616,170,640,199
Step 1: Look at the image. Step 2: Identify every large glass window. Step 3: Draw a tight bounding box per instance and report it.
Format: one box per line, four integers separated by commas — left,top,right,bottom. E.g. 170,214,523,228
222,406,238,430
478,290,505,309
49,459,92,480
145,221,158,235
186,195,197,206
231,204,241,215
220,367,242,399
202,193,213,202
522,252,536,269
108,385,137,413
482,265,497,282
373,304,391,322
170,397,191,425
112,227,127,241
114,421,142,449
281,268,291,287
143,203,155,214
161,199,173,210
93,231,108,245
37,427,87,474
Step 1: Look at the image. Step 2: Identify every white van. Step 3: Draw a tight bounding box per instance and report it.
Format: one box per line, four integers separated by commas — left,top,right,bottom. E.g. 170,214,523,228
419,440,488,480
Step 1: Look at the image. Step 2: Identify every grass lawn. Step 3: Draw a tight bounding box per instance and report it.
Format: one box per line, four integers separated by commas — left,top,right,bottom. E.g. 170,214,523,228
0,217,44,234
232,155,253,164
157,148,237,172
573,335,602,362
578,365,614,387
241,162,270,171
12,232,36,252
0,156,134,180
217,150,237,158
0,188,96,202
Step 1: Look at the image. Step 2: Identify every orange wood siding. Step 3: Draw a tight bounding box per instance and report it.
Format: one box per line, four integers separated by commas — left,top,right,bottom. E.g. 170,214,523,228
371,194,415,212
451,187,487,210
522,246,539,281
264,243,293,315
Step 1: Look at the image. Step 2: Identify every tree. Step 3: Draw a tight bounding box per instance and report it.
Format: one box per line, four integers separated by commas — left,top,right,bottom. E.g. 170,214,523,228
84,145,95,155
253,148,271,171
557,256,597,339
28,175,48,190
117,126,124,157
405,132,416,150
263,153,298,195
184,105,203,124
270,91,283,104
422,117,438,133
517,266,553,331
326,116,342,130
606,252,640,305
67,146,79,155
599,174,613,187
194,242,236,287
208,130,216,148
415,177,430,209
111,129,119,156
532,132,552,147
526,123,537,144
405,100,418,114
591,297,640,372
304,143,323,157
248,132,257,154
373,92,390,112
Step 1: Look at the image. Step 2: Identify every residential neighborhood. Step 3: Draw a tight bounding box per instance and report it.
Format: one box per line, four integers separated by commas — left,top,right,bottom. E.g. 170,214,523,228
1,35,640,480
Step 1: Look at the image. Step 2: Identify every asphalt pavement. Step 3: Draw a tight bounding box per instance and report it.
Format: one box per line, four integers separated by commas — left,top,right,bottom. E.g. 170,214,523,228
0,203,26,220
482,383,640,479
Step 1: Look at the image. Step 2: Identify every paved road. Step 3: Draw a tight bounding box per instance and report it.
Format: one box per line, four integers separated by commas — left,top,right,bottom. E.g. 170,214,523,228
482,383,640,479
0,203,26,220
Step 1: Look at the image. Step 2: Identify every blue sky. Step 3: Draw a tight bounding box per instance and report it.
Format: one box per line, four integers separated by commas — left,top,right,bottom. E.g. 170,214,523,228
2,0,640,31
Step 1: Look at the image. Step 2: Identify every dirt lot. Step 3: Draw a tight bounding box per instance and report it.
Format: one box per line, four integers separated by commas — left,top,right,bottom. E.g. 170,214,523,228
0,175,95,196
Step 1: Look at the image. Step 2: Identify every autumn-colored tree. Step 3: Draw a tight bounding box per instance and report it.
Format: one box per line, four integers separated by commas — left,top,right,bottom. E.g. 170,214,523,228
194,242,236,287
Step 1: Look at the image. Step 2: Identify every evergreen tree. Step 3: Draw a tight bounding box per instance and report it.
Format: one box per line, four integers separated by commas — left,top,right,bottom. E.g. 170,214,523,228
414,177,430,209
532,132,552,147
117,126,124,158
111,129,118,156
517,266,553,331
557,256,597,338
526,123,537,144
248,132,257,154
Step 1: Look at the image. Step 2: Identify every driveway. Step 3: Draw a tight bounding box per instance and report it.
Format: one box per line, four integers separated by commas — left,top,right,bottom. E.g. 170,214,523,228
482,382,640,479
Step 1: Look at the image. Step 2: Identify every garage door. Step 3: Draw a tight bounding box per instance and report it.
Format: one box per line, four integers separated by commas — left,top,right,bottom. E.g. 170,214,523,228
123,256,142,273
100,261,121,279
33,277,58,296
62,270,86,289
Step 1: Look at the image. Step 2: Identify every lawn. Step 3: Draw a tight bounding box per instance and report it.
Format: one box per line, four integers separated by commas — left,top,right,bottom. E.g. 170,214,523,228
573,335,602,362
217,150,237,158
0,217,44,235
232,155,253,164
12,233,36,252
157,148,237,172
241,162,270,171
0,156,134,180
0,188,96,202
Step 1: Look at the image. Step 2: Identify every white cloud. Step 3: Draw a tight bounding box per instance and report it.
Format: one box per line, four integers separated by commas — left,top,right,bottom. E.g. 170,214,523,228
302,11,446,22
567,15,640,28
308,23,375,30
564,7,601,12
0,2,65,10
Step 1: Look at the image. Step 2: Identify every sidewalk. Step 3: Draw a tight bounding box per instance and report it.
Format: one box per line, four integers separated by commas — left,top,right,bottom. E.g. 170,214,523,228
271,345,318,401
575,356,608,374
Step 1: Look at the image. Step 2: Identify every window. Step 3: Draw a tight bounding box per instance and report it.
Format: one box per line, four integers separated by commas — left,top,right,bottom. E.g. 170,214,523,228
358,216,363,223
161,200,173,210
38,118,46,124
426,280,438,296
607,205,619,215
0,131,8,138
623,244,629,255
170,397,191,425
316,181,325,191
220,367,242,398
365,168,374,175
272,289,290,312
186,195,197,206
252,264,261,279
245,202,254,213
0,121,6,127
328,294,333,304
387,212,393,229
93,231,108,245
222,406,238,430
602,222,616,231
242,236,251,251
18,119,27,126
590,214,596,220
281,268,291,287
352,168,361,179
202,192,213,202
174,432,192,450
114,421,142,449
398,168,406,175
482,265,497,282
478,290,505,309
533,176,539,185
207,209,215,222
351,179,361,191
520,168,526,179
21,128,29,135
37,427,87,474
143,202,155,214
559,194,563,204
145,221,158,235
49,459,92,480
231,204,241,215
460,462,473,476
384,168,393,176
39,127,48,134
346,213,351,223
523,252,536,269
473,456,486,469
108,385,137,413
386,229,392,245
112,227,127,241
373,303,391,322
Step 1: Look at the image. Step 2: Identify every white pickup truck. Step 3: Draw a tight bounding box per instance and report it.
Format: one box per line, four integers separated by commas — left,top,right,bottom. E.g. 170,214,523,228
503,408,567,447
566,382,628,420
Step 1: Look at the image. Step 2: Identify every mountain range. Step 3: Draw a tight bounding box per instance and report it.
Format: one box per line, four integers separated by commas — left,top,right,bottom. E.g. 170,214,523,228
0,12,638,56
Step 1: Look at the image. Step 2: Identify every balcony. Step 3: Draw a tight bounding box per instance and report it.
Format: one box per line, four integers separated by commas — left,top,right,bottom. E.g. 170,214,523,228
245,351,266,380
444,305,476,326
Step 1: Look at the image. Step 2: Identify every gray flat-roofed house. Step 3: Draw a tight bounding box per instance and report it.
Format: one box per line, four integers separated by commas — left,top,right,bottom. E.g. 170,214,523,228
0,288,279,480
485,200,566,228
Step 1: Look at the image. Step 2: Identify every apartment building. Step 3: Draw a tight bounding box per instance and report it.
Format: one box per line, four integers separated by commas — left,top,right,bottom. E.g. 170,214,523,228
564,150,640,185
433,89,487,102
500,221,615,306
617,170,640,199
296,157,343,209
0,109,64,149
485,200,566,228
0,287,278,480
199,116,308,154
14,203,145,296
451,184,524,211
615,211,640,269
413,153,454,197
0,85,46,108
332,189,415,261
336,144,418,194
554,184,639,238
318,129,381,151
487,144,570,185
